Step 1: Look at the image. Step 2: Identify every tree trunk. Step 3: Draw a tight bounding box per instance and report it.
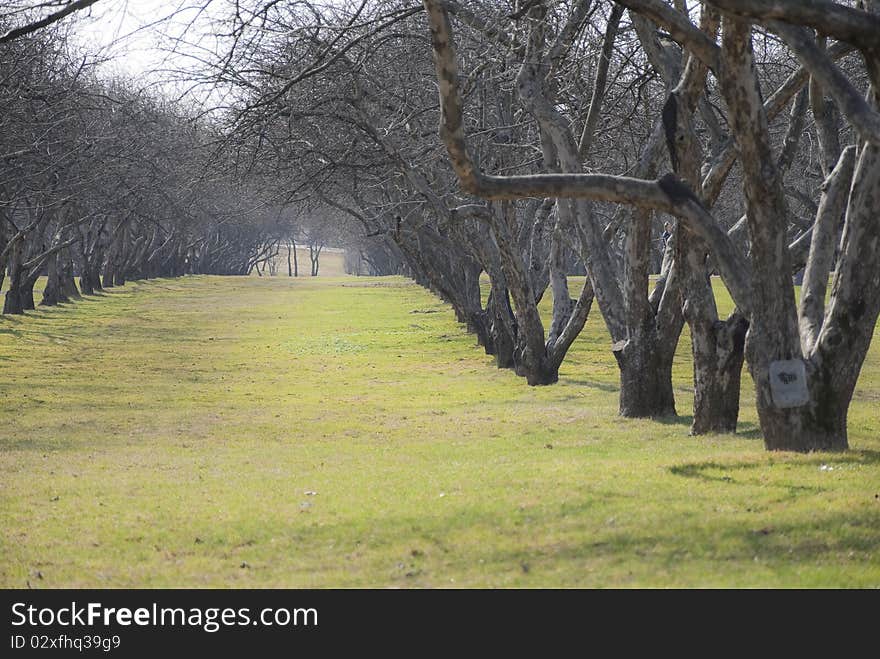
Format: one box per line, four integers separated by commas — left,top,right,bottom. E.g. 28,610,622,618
486,287,516,369
3,286,25,314
690,312,748,434
751,356,848,451
60,253,80,300
79,270,94,295
102,257,115,288
21,277,36,310
40,252,67,306
3,238,26,314
613,331,676,418
83,254,103,294
547,236,575,346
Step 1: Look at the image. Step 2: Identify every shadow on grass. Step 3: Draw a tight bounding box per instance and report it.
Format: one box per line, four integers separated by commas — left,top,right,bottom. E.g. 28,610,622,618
0,437,78,452
670,449,880,484
0,313,73,342
652,414,693,428
669,460,763,481
733,421,762,439
173,501,880,586
563,378,619,393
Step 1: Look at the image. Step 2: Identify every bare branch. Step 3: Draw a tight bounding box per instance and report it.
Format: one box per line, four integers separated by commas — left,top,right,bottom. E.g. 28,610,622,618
0,0,101,44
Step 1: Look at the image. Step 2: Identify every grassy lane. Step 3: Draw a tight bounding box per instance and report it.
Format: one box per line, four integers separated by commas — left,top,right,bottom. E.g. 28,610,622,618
1,275,878,587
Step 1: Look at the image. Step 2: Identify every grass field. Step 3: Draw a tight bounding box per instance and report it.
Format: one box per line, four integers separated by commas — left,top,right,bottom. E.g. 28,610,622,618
1,275,879,587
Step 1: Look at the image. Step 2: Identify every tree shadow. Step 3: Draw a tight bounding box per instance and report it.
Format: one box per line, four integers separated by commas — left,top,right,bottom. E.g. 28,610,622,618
669,449,880,484
562,378,619,393
733,421,763,439
166,499,880,587
0,437,78,452
652,414,693,427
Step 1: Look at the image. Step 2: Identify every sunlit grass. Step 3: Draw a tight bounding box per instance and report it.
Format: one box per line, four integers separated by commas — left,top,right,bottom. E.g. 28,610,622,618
1,275,878,587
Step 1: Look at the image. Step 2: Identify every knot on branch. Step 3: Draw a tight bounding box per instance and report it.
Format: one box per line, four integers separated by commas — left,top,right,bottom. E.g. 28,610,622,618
658,173,701,206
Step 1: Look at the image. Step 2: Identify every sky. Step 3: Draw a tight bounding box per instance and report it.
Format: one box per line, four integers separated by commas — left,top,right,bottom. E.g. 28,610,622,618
70,0,224,96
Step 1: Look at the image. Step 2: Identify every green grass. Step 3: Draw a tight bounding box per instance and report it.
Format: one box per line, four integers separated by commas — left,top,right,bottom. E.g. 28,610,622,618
1,275,878,587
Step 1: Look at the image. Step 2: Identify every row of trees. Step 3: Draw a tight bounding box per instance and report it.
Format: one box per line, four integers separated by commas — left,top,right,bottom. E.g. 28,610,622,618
0,9,296,315
5,1,877,454
423,0,880,452
200,0,879,453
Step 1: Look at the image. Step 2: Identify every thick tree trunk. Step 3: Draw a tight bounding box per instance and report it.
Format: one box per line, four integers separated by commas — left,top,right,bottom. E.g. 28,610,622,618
113,265,126,287
677,228,748,434
690,312,748,434
751,357,848,451
466,309,493,354
614,332,676,417
514,352,559,385
79,268,94,295
102,259,115,288
21,277,36,310
487,286,516,368
488,202,558,385
3,286,25,314
60,253,80,300
40,253,67,306
3,238,25,314
84,256,103,294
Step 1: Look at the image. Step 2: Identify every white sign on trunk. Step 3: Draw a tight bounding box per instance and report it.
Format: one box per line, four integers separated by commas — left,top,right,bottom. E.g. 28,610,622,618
769,359,809,408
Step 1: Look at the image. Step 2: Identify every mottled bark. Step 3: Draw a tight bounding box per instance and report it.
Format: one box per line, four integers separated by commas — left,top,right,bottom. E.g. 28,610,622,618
798,146,856,353
614,331,676,418
689,306,749,434
719,16,807,447
659,5,747,434
424,0,753,415
717,13,880,451
489,201,557,385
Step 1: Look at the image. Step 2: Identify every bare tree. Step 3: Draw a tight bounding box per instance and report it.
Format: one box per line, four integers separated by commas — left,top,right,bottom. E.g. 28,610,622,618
423,0,880,451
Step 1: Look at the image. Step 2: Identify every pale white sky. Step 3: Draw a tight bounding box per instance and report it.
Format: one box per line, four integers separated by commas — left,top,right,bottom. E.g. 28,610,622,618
71,0,225,96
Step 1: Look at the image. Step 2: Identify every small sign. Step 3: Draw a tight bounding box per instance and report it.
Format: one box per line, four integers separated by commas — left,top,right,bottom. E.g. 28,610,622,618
769,359,809,408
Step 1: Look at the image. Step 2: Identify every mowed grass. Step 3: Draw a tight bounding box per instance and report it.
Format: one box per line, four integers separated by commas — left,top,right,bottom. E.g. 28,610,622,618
1,275,879,588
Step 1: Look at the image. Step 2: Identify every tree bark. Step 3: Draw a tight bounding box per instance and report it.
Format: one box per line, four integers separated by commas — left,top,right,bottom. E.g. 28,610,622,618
3,237,26,315
661,3,748,435
689,311,748,434
60,250,80,300
614,330,676,418
40,252,67,306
